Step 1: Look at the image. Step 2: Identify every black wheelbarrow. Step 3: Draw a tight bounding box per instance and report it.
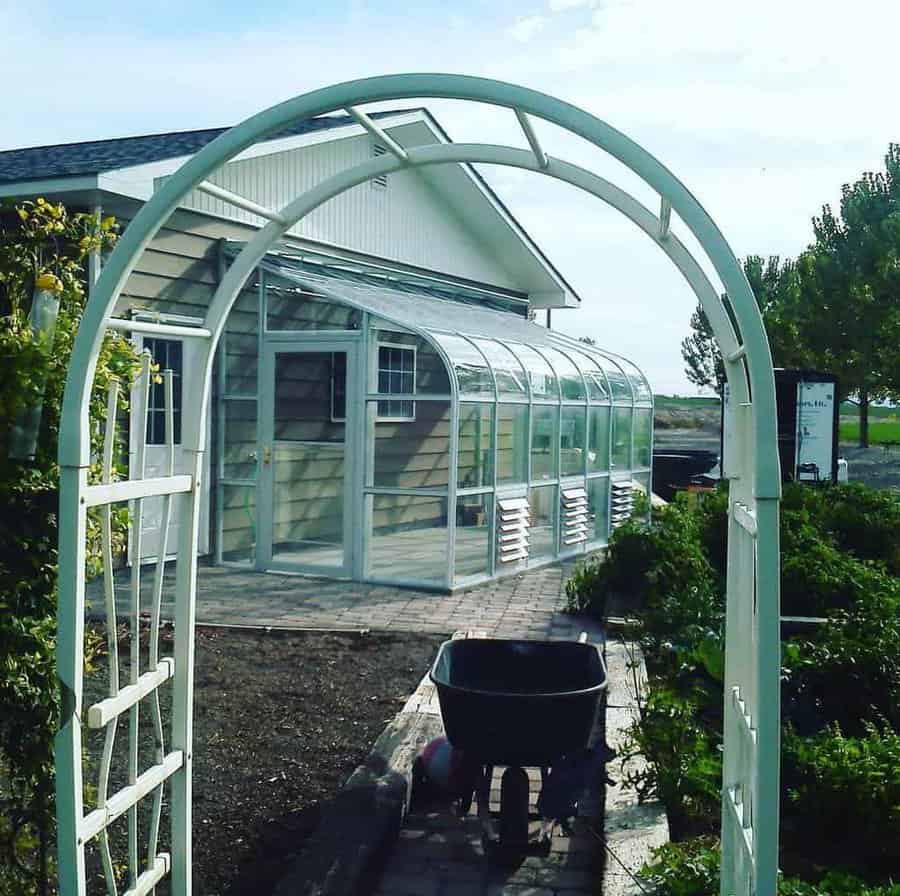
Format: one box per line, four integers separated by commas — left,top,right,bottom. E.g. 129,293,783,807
429,635,608,857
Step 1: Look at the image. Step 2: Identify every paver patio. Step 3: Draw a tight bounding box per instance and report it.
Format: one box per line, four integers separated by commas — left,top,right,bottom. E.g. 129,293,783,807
87,557,604,641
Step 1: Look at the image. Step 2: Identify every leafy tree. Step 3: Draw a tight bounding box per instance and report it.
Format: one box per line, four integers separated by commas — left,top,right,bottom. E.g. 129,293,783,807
681,256,808,396
0,199,137,895
794,144,900,446
681,301,725,395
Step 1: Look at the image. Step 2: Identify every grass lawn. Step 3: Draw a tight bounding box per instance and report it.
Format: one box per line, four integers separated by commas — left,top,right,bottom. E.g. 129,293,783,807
839,417,900,445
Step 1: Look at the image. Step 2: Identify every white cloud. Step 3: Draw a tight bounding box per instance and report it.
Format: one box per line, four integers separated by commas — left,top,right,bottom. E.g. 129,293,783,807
547,0,597,11
507,14,547,43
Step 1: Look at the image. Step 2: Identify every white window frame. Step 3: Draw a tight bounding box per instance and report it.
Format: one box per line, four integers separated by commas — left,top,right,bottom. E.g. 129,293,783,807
375,341,417,423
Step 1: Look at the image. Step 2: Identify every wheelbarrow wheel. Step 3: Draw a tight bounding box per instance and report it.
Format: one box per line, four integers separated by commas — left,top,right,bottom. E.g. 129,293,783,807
498,766,529,850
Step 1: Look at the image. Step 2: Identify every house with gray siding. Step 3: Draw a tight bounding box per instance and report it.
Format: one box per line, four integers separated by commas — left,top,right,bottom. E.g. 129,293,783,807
0,108,652,590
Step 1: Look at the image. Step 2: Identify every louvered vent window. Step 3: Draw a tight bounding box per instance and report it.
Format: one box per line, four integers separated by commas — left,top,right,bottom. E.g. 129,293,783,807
372,144,388,188
560,487,589,546
610,480,635,529
497,497,530,564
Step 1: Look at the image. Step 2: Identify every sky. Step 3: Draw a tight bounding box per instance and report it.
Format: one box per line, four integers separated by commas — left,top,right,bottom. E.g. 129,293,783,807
2,0,897,394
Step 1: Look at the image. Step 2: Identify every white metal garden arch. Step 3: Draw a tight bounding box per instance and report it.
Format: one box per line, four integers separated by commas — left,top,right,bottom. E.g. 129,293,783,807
56,74,781,896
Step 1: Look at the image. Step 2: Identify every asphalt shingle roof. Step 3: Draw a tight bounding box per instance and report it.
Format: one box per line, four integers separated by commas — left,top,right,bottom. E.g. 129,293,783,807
0,110,416,185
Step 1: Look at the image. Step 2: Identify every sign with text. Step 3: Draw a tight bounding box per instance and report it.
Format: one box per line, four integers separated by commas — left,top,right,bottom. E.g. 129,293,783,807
795,380,835,481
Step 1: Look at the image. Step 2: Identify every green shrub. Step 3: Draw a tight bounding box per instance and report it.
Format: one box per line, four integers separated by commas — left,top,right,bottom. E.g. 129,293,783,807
784,482,900,576
621,686,722,837
640,836,720,896
0,199,135,894
641,838,900,896
782,579,900,733
781,724,900,872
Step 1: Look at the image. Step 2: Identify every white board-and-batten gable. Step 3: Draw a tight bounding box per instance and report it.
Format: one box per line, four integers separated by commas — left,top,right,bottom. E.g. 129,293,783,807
1,109,579,309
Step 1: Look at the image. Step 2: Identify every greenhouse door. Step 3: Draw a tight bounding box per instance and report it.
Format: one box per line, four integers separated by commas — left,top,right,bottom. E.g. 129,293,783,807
257,342,358,575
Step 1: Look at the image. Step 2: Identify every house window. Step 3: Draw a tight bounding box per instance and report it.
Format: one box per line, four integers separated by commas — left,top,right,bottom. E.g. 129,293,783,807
377,344,415,421
143,337,183,445
331,352,347,422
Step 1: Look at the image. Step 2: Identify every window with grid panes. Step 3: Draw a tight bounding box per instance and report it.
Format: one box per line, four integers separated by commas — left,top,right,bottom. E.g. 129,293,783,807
377,344,415,421
143,337,183,444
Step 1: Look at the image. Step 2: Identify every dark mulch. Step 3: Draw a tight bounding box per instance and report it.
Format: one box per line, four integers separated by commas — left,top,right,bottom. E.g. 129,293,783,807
83,626,446,895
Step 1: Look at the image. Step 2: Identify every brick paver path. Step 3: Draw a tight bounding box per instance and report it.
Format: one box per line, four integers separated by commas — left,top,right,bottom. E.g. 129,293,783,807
87,558,603,641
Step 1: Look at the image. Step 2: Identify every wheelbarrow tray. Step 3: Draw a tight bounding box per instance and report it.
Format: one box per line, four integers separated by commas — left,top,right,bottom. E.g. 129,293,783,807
430,638,606,767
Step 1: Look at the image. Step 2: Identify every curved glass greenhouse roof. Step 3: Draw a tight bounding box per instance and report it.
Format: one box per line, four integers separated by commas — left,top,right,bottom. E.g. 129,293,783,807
256,251,653,407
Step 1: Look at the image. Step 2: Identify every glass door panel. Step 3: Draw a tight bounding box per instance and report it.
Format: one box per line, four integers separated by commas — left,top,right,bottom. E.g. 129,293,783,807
259,345,355,574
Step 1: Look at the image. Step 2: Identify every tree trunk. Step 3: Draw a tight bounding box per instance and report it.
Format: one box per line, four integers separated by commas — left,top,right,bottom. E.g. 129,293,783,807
859,389,869,448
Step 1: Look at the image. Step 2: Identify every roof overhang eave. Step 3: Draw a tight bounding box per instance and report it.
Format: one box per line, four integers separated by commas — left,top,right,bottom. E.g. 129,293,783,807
528,288,580,310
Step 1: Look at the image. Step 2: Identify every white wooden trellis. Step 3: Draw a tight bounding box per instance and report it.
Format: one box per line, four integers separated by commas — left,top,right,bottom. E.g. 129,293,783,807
56,74,781,896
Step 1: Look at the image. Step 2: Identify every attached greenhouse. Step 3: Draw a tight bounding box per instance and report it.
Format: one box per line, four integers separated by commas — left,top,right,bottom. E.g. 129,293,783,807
218,246,653,590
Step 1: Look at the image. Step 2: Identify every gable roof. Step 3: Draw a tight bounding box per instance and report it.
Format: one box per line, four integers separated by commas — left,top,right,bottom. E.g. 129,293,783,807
0,111,415,184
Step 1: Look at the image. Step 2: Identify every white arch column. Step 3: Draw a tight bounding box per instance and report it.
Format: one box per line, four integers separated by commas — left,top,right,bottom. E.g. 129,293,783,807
56,75,780,896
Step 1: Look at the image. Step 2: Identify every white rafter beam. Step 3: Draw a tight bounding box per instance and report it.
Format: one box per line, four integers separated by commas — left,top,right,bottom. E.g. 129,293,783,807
196,180,289,225
106,318,211,339
346,107,409,162
659,197,672,240
515,109,549,169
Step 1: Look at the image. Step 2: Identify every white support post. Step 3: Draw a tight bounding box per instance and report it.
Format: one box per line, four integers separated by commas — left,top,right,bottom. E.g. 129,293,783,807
55,465,89,896
515,109,550,169
346,106,409,162
169,355,208,895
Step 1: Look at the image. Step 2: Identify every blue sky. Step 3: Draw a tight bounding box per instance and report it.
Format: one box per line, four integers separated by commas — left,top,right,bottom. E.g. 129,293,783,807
2,0,896,393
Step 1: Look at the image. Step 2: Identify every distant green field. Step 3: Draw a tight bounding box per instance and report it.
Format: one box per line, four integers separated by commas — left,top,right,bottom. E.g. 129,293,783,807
839,419,900,445
840,401,895,419
654,394,719,409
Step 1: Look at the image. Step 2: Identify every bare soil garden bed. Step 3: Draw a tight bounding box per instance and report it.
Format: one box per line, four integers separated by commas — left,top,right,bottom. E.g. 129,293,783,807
83,626,446,895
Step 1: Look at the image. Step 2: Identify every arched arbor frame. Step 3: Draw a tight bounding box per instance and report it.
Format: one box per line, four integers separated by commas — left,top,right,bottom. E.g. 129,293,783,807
56,74,781,896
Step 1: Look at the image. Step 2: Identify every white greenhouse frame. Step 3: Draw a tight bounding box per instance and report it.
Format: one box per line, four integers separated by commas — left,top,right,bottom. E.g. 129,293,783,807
56,74,781,896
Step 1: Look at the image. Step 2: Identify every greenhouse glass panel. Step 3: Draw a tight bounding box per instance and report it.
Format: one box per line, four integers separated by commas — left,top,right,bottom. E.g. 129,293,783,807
223,288,260,396
634,408,653,468
597,356,633,403
620,359,653,404
430,332,493,395
371,400,451,489
632,472,651,502
470,338,527,397
221,483,256,565
542,347,585,400
568,349,610,402
528,485,557,559
612,406,633,470
497,404,528,486
458,402,494,489
369,493,448,584
530,405,558,482
266,282,357,331
588,405,610,474
560,406,587,477
508,343,558,399
222,400,258,480
455,494,491,580
588,476,610,543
